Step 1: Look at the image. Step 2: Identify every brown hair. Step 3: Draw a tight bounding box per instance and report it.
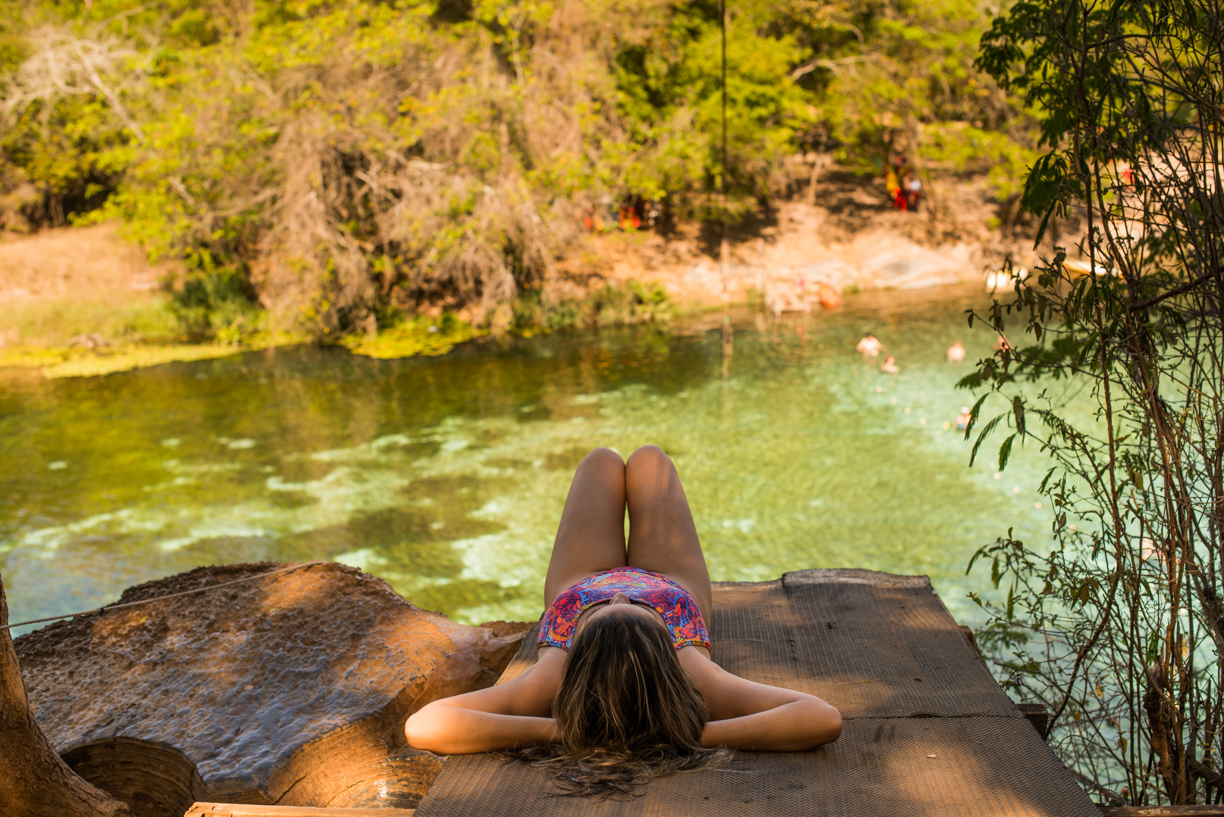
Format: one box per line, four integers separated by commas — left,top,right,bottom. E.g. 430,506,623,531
505,611,731,797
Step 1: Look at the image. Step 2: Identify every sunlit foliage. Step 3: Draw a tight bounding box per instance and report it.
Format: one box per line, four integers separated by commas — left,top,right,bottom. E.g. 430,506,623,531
1,0,1026,338
964,0,1224,805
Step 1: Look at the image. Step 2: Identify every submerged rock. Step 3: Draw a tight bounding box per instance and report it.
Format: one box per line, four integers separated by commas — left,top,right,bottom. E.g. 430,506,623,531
14,562,529,814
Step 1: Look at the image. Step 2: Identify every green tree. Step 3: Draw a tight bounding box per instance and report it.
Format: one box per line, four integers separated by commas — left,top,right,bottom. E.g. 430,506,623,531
965,0,1224,804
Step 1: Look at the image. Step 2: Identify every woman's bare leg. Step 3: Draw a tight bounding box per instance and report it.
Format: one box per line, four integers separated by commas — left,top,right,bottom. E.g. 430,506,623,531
625,445,713,621
543,448,628,608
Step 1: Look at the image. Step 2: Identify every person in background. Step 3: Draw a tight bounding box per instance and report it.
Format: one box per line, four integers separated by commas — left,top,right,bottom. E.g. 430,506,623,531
890,157,910,210
816,282,841,310
618,196,643,230
905,176,922,211
885,158,902,208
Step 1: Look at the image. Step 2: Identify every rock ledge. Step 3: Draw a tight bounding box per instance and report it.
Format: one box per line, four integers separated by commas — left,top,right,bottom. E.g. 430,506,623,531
15,562,529,814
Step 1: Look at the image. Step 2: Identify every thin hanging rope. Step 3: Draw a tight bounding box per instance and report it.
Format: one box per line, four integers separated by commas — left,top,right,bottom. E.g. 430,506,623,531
2,560,329,631
719,0,733,389
720,0,728,201
719,0,729,295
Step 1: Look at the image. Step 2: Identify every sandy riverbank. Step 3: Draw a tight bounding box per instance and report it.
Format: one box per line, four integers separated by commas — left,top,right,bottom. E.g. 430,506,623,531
576,167,1042,306
0,223,306,378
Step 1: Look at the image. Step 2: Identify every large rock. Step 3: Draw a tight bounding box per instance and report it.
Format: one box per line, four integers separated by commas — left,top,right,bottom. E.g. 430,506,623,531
14,562,529,815
856,240,977,290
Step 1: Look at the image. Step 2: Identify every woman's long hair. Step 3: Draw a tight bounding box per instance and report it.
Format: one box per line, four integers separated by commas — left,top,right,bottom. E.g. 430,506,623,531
506,611,731,797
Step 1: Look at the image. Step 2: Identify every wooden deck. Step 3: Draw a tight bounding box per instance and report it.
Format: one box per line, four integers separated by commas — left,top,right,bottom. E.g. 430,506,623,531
412,569,1102,817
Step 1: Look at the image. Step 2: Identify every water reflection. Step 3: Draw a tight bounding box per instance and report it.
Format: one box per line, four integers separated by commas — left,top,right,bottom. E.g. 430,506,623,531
0,284,1063,632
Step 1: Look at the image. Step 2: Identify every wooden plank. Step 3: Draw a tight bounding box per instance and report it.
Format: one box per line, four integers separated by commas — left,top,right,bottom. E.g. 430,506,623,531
1099,807,1224,816
185,804,416,817
959,625,982,658
1016,702,1050,739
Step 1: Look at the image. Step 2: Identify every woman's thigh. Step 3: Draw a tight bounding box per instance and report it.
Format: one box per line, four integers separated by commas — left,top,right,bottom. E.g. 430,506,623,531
543,447,628,608
625,445,713,621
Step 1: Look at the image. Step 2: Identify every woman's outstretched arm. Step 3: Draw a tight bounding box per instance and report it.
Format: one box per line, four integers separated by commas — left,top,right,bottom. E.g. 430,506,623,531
683,653,842,751
406,702,558,754
700,695,842,751
405,658,562,754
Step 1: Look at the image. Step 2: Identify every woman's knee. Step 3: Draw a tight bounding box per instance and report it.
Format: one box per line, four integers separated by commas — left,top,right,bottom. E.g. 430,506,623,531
580,447,624,471
626,448,675,485
626,445,672,477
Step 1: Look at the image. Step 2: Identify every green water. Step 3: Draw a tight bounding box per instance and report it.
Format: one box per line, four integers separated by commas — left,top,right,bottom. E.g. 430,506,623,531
1,285,1064,633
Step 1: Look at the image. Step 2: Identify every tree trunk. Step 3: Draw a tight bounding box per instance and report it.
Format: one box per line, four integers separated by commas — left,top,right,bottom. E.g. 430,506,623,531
807,153,828,207
0,573,130,817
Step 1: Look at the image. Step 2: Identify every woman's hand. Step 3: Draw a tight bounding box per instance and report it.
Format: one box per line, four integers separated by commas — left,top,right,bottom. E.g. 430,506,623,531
682,651,842,751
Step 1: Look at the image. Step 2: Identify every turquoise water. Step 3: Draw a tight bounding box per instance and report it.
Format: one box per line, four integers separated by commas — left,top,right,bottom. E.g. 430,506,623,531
0,285,1065,633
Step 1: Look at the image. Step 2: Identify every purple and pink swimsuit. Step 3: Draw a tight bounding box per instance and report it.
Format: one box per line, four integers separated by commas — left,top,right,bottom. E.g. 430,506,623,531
538,566,712,652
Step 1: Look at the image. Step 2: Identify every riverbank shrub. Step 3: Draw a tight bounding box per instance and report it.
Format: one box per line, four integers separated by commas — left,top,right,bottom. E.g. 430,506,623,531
513,280,677,334
964,0,1224,806
344,312,480,359
0,0,1030,339
347,279,677,358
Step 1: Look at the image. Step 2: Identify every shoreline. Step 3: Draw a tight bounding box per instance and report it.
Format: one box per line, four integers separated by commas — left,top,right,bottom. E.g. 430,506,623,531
0,170,1040,380
0,334,310,379
0,281,995,380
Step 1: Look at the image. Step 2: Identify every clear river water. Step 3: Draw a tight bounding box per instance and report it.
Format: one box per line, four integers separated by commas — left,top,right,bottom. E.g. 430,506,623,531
1,285,1068,635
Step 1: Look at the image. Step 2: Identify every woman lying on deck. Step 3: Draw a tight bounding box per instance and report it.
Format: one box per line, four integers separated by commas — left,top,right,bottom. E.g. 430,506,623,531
405,445,842,795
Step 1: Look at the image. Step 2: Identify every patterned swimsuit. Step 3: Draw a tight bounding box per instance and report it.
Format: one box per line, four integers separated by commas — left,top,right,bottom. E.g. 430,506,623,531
538,566,712,652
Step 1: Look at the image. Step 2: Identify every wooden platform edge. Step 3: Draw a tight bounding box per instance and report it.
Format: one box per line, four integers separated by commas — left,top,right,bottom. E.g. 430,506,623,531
1099,806,1224,816
185,804,416,817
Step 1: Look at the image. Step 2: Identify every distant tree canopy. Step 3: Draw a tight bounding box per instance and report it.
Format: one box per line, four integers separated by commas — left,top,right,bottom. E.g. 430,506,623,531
0,0,1031,336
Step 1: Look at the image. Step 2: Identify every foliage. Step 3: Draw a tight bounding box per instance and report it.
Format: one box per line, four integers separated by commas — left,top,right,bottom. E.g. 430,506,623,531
345,312,481,359
963,0,1224,805
0,333,303,378
0,97,128,231
347,278,676,358
1,0,1029,339
782,0,1039,198
513,279,677,334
